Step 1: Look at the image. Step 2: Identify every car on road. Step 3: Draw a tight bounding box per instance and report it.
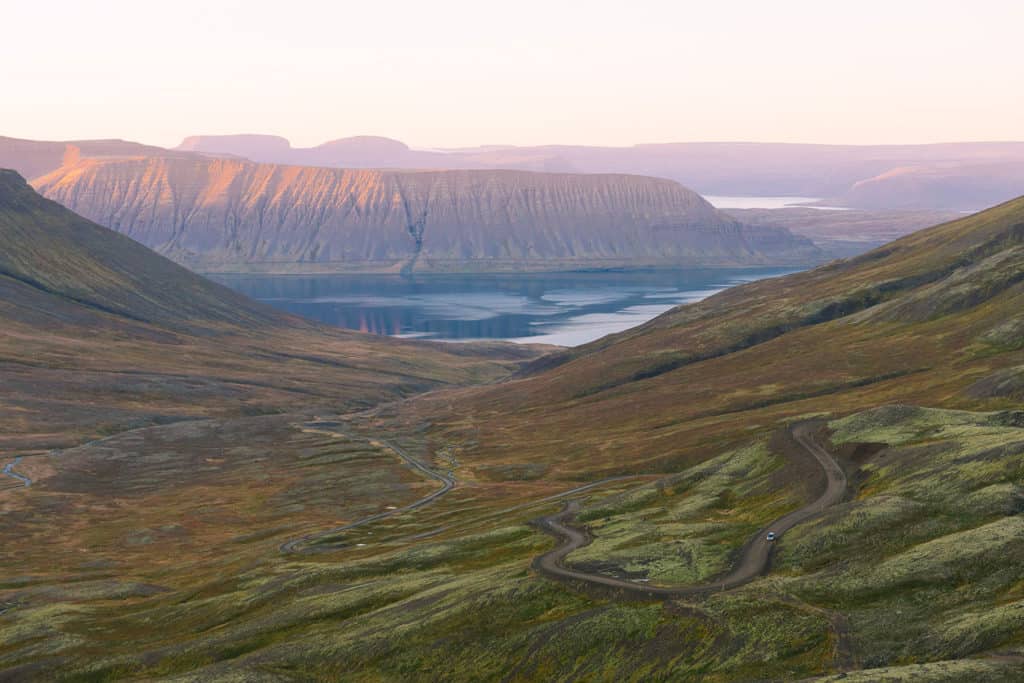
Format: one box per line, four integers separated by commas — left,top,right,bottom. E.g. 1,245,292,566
766,532,777,542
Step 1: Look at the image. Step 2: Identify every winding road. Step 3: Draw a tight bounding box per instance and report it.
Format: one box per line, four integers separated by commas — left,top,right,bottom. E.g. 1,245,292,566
532,423,847,598
279,419,654,554
280,422,456,554
1,457,31,488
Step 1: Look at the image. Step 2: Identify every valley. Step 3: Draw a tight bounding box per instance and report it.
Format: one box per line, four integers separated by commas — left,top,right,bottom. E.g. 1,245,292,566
1,169,1023,680
6,4,1024,680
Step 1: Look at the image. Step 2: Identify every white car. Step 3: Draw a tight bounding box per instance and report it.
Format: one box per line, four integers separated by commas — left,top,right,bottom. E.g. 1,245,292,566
766,532,777,542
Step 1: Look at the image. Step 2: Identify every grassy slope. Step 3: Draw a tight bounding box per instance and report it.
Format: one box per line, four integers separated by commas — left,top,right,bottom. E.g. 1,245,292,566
5,408,1021,682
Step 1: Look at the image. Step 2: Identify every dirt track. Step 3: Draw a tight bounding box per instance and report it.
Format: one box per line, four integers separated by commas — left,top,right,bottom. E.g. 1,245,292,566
279,422,455,554
532,422,847,598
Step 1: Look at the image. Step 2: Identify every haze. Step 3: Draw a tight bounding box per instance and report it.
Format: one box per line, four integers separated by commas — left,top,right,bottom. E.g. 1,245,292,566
3,0,1023,148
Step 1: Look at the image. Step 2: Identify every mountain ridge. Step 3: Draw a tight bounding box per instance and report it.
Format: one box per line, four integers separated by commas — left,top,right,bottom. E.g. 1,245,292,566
175,134,1024,210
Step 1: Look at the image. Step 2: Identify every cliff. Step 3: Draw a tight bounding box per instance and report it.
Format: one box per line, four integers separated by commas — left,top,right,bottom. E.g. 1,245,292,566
32,157,818,273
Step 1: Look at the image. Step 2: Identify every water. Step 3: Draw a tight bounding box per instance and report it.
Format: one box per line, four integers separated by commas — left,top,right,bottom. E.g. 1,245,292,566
212,268,798,347
705,196,849,211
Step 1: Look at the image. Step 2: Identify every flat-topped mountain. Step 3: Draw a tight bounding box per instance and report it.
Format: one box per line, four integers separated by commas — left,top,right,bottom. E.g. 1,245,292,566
176,134,436,168
32,156,818,273
0,135,191,182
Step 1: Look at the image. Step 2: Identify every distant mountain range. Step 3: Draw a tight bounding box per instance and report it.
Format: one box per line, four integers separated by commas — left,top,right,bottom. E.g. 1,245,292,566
176,135,1024,211
5,133,1022,276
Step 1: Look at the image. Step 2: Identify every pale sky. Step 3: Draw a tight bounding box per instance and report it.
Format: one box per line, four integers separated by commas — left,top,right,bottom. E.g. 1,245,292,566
4,0,1023,149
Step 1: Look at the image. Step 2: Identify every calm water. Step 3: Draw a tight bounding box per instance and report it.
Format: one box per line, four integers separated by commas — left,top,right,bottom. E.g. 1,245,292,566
212,269,798,347
705,196,849,211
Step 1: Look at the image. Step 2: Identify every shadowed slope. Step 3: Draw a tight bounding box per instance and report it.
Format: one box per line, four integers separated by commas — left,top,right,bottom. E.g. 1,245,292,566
0,169,281,330
0,170,547,450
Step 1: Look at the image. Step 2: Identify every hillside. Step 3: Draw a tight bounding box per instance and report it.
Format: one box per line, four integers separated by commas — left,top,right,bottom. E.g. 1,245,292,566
435,193,1024,465
176,134,1024,210
311,194,1024,677
32,156,818,273
0,170,544,452
0,169,279,330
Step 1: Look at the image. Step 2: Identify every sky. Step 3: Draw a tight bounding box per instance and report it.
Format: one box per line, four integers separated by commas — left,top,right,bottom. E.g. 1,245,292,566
3,0,1023,149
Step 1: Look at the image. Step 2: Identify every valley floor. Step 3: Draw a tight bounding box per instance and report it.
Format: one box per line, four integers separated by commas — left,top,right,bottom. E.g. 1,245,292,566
2,405,1023,682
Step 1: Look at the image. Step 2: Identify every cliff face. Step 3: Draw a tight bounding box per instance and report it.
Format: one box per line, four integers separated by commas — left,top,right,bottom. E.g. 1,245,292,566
33,157,818,273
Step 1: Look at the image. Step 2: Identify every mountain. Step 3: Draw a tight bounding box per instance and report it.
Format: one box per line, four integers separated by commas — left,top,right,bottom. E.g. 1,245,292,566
177,134,447,168
10,134,1023,213
0,169,544,451
176,135,1024,210
32,156,818,273
835,160,1024,210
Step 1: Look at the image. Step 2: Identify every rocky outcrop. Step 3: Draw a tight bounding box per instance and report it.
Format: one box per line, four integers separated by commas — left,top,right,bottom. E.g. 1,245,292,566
32,157,819,273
